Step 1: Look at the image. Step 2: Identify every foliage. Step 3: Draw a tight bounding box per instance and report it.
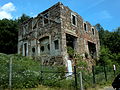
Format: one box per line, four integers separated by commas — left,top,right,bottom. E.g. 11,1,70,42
0,53,40,89
67,46,74,58
98,46,112,65
17,14,30,24
0,19,18,54
95,24,120,65
0,14,30,54
0,53,74,89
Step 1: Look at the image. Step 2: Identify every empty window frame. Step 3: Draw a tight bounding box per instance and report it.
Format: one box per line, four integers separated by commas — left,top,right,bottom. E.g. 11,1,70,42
32,47,35,53
92,27,95,35
71,13,77,26
84,23,87,31
24,43,27,56
54,40,59,50
40,46,44,52
47,44,50,50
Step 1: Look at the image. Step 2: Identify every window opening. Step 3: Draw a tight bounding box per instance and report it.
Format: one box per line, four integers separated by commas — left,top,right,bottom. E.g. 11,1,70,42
66,34,77,58
54,40,59,50
84,23,87,31
72,14,76,25
41,46,44,52
88,41,96,59
24,43,27,56
32,47,35,53
92,28,95,35
47,44,50,50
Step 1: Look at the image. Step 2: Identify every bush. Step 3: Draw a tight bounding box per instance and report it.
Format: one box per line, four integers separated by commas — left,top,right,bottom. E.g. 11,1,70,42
0,53,40,89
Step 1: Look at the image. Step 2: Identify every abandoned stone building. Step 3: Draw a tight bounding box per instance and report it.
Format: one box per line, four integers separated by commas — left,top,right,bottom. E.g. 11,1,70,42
18,2,100,68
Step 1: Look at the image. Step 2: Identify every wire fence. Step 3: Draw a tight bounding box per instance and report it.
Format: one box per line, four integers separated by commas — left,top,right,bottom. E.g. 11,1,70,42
0,57,120,90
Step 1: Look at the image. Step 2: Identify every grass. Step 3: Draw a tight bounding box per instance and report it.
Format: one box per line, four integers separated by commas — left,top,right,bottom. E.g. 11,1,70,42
11,85,69,90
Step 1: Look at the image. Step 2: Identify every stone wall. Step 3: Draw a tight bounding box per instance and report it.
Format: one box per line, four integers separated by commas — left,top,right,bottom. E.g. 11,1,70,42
18,2,100,66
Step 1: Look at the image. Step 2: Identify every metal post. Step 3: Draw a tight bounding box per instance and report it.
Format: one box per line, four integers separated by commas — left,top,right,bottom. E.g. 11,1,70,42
92,66,95,84
74,65,77,89
9,57,12,90
79,72,83,90
103,64,107,81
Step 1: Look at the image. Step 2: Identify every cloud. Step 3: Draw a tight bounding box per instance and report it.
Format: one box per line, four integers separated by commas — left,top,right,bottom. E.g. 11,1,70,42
0,2,16,19
0,11,12,19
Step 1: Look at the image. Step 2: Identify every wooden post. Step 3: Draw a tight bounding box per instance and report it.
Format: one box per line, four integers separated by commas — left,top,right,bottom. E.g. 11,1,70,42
79,72,83,90
103,64,107,81
9,57,12,90
74,65,77,89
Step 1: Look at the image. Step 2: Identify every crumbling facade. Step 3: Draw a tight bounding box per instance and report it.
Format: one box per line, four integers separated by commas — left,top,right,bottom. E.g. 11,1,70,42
18,2,100,66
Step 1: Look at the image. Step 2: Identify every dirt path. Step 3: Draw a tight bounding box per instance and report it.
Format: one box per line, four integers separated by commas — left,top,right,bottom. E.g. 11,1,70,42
99,86,114,90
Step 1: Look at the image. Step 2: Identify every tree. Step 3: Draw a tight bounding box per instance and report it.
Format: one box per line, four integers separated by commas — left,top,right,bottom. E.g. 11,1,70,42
0,19,18,54
0,14,30,54
17,14,30,24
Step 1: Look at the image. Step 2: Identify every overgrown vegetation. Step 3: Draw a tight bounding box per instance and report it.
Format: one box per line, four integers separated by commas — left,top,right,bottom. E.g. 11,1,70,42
0,13,120,89
95,24,120,65
0,53,75,89
0,53,40,88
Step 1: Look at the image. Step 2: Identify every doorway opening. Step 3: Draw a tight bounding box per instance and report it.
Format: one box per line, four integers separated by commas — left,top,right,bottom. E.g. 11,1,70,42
88,41,96,59
66,34,77,58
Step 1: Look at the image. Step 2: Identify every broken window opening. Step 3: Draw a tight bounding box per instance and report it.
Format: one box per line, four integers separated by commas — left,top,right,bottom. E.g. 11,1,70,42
88,41,96,59
39,36,50,53
40,46,44,52
84,23,87,31
24,43,27,56
71,14,77,26
32,47,35,53
66,34,77,58
54,40,59,50
92,28,95,35
47,44,50,50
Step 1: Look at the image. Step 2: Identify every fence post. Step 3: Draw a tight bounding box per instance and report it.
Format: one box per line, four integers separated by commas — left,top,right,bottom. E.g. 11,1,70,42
79,72,83,90
92,66,96,84
103,64,107,81
9,57,12,90
113,65,116,77
40,65,43,84
74,65,77,89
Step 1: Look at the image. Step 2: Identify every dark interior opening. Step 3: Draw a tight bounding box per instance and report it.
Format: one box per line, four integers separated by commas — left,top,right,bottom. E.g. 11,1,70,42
54,40,59,50
84,23,87,31
47,44,50,50
32,47,35,53
66,34,77,58
92,28,95,35
24,43,27,56
72,15,76,25
88,41,96,59
41,46,44,52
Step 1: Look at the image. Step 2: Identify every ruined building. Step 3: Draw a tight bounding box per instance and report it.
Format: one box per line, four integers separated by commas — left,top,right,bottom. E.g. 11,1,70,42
18,2,100,67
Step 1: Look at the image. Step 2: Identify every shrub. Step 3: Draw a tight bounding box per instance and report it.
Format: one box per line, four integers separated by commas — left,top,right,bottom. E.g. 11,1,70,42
0,53,40,89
